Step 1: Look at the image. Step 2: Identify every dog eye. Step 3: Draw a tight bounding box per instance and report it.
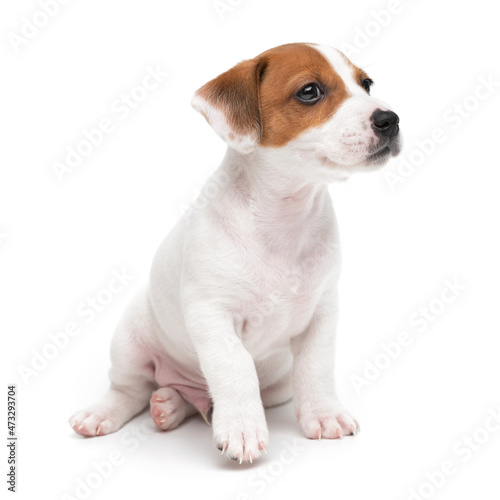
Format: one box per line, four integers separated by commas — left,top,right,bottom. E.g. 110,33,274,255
297,84,322,103
361,78,374,94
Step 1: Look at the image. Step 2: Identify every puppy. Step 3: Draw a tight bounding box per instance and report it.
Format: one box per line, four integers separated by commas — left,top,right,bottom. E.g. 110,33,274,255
70,43,401,463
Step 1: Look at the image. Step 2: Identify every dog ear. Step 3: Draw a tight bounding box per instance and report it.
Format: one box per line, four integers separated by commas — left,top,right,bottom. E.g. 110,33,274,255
191,58,267,154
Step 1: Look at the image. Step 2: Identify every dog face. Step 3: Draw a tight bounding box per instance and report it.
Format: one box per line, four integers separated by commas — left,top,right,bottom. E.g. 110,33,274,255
192,43,401,180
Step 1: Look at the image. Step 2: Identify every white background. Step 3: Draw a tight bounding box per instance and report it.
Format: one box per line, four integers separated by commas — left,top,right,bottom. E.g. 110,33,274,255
2,0,500,499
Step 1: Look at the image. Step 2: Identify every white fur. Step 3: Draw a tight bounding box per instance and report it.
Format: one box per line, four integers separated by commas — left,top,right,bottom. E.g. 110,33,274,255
70,44,400,463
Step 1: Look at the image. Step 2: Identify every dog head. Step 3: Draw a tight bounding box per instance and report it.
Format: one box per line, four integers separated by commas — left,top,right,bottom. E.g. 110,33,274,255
192,43,401,180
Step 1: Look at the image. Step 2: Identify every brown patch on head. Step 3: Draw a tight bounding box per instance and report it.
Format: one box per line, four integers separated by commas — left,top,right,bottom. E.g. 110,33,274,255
257,43,349,147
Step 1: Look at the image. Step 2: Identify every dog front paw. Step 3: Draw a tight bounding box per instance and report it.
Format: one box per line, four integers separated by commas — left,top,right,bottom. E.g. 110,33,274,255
298,403,360,439
212,407,268,463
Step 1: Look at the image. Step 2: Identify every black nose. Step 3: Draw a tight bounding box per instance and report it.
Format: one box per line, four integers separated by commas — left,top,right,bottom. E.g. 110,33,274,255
371,109,400,139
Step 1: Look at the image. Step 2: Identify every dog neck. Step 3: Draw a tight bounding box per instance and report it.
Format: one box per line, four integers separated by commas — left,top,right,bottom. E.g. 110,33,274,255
215,147,336,258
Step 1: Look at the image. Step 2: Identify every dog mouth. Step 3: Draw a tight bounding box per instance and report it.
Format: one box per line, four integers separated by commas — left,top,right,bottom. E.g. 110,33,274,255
366,137,401,164
366,145,391,162
318,134,402,170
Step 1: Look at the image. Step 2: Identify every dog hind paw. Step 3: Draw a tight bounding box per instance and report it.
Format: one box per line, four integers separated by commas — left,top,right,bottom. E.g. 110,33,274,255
149,387,191,431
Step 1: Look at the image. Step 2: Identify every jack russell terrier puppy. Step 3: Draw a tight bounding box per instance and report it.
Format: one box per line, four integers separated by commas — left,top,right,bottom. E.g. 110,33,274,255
70,42,401,463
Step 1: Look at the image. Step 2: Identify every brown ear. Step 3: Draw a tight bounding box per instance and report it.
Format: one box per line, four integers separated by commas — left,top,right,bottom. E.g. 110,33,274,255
191,58,266,154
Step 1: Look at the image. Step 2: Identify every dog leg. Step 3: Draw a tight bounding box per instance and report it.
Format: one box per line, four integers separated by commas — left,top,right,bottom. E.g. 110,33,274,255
291,288,360,439
185,304,268,463
69,289,156,437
